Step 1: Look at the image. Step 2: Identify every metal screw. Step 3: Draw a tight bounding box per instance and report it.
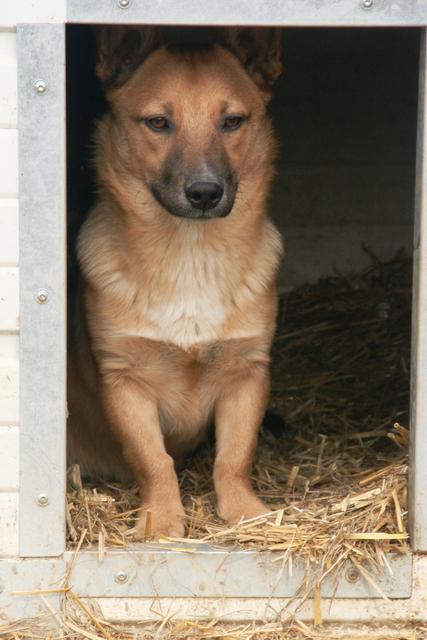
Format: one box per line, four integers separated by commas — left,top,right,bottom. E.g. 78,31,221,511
36,493,49,507
34,80,47,95
361,0,373,8
115,571,129,584
345,567,360,583
118,0,130,8
36,289,48,304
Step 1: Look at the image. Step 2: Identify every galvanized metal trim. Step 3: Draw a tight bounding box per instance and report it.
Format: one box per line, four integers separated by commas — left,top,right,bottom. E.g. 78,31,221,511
67,0,427,26
0,550,413,621
65,546,412,599
410,28,427,553
18,24,67,557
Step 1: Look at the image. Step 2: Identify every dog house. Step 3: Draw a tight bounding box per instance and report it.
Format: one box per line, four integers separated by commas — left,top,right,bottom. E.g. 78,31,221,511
1,0,427,630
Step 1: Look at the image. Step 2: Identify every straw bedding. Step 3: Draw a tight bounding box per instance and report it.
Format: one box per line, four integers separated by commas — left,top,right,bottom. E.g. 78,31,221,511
67,249,411,563
2,250,414,639
3,614,426,640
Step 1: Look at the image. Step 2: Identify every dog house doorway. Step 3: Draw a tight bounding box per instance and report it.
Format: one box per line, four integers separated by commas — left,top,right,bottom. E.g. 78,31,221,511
65,22,418,552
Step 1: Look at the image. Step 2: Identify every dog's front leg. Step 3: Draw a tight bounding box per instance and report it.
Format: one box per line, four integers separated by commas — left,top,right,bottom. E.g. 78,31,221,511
102,382,185,538
214,368,271,524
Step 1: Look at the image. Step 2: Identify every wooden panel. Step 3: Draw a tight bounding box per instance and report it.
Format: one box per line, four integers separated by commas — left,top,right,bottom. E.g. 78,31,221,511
0,130,17,195
0,200,18,265
0,31,17,127
0,31,16,62
0,334,19,360
0,267,18,331
0,493,18,556
0,426,19,489
0,2,65,27
0,358,19,425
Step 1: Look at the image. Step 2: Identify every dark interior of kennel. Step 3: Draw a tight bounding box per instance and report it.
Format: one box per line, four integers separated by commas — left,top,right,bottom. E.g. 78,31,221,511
66,26,419,291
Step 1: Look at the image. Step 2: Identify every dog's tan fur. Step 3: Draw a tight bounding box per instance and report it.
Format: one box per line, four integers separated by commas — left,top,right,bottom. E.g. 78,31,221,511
68,29,283,538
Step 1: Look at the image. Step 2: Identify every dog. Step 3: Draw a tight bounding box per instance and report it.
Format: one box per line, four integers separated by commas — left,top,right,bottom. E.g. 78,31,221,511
68,26,283,538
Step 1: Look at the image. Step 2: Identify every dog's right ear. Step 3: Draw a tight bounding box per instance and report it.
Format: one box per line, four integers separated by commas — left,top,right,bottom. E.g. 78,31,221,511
95,26,160,90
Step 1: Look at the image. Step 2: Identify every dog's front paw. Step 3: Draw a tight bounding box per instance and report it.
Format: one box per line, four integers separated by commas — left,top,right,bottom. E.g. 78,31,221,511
131,502,186,540
217,488,271,524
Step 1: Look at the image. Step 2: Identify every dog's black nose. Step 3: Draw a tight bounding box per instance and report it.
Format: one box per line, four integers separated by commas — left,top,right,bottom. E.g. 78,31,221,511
185,181,224,211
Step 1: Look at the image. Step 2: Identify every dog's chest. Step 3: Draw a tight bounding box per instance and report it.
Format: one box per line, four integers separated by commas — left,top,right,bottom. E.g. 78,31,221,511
146,293,225,348
132,242,230,349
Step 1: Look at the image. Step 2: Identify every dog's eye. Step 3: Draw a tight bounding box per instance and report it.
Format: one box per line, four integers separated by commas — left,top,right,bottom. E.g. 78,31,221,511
144,116,170,132
222,115,245,131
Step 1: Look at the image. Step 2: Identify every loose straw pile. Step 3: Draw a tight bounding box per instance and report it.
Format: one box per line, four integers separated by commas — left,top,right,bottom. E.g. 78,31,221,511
3,609,425,640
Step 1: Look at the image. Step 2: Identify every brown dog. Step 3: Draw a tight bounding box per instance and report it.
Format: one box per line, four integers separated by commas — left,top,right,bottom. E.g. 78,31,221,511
68,27,283,538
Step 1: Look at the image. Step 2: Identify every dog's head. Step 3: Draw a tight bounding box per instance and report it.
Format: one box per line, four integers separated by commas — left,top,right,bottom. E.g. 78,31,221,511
96,27,282,221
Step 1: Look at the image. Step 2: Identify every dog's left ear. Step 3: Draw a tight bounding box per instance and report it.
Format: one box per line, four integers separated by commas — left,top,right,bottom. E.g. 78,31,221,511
220,28,283,99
